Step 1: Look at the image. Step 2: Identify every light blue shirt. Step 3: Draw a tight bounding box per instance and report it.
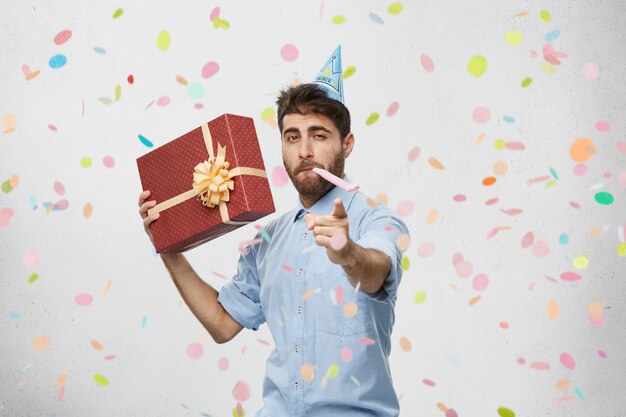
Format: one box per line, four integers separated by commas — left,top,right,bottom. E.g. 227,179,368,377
218,173,410,417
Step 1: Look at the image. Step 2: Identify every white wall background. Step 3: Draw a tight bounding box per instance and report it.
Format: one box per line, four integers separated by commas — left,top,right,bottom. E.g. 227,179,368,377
1,1,625,416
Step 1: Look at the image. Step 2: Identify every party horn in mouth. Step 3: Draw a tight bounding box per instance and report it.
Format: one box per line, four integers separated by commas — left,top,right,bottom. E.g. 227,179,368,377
311,167,359,192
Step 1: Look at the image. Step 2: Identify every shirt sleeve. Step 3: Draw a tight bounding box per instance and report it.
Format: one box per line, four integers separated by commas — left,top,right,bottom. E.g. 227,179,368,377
354,205,410,303
217,236,266,331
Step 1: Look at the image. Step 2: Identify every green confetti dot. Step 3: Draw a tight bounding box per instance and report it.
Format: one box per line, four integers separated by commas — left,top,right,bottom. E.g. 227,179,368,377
213,17,230,29
388,3,404,15
594,191,614,205
156,30,171,51
332,15,346,24
401,254,410,271
325,364,339,379
93,374,109,386
28,273,39,284
575,386,584,399
494,139,505,150
521,77,533,87
505,30,522,46
261,107,275,122
115,84,121,101
261,230,271,243
539,10,552,22
365,112,380,126
549,167,559,180
98,97,113,106
1,180,13,193
187,82,205,100
498,407,515,417
343,66,356,79
467,55,488,77
413,290,426,304
113,8,123,19
81,157,93,168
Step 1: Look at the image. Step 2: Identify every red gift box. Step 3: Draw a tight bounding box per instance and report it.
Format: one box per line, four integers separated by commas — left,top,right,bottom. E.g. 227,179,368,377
136,114,276,253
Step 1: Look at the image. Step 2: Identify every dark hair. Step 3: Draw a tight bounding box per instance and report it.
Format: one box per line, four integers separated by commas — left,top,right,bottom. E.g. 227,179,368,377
276,83,351,140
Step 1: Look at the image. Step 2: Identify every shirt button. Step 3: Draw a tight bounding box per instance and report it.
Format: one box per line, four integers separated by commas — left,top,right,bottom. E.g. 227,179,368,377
293,381,299,390
297,268,303,276
296,306,302,314
294,344,300,353
303,233,308,240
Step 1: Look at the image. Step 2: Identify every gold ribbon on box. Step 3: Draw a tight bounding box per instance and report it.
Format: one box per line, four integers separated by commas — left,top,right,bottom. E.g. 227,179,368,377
147,123,267,225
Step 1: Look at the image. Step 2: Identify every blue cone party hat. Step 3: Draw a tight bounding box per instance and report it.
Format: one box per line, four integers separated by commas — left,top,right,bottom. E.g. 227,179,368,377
313,45,344,104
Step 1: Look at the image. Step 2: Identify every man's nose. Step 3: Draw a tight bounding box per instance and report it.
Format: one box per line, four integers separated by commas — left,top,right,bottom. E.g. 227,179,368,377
298,138,314,159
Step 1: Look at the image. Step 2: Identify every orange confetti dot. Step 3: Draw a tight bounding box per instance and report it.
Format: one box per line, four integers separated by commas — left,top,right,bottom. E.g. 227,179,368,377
428,156,445,170
375,193,389,205
548,299,559,320
101,279,112,295
482,177,496,186
426,208,438,224
469,295,482,306
301,289,315,301
83,203,93,218
555,378,570,390
437,402,449,412
515,11,529,17
10,174,20,188
343,302,358,318
365,197,378,208
475,133,486,144
493,161,508,175
399,336,412,352
588,301,603,320
396,234,411,250
91,340,104,350
300,363,315,382
56,374,69,387
569,137,596,162
32,335,51,352
175,74,188,86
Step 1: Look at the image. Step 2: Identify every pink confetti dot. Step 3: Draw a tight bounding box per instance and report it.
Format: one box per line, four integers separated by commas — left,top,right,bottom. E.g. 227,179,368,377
617,141,626,155
48,124,58,131
516,357,526,365
500,322,509,329
420,54,435,72
0,208,15,229
560,352,576,369
453,194,466,202
573,163,587,176
24,251,41,269
422,378,436,386
531,240,549,257
53,29,72,45
582,62,599,80
485,197,499,206
417,242,435,258
271,166,289,187
209,6,220,21
156,96,170,107
75,293,93,306
358,337,375,345
445,409,458,417
194,103,204,110
187,342,203,360
455,260,473,278
53,181,65,196
598,350,607,359
280,44,299,62
595,120,611,132
386,102,400,117
570,201,581,209
232,381,250,401
619,170,626,188
408,146,421,161
472,106,491,124
202,61,220,78
218,357,229,370
530,361,550,370
102,156,115,168
395,200,415,217
472,273,489,291
560,271,581,282
340,347,352,362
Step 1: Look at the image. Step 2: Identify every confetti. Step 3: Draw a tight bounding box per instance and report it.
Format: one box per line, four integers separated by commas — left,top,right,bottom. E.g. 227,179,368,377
24,251,41,269
91,340,103,350
472,106,491,123
417,242,435,257
467,55,488,77
472,273,489,291
218,357,229,370
22,64,40,80
413,291,426,304
28,273,39,284
386,102,399,117
343,65,356,78
560,352,576,369
2,113,17,133
388,3,404,15
548,300,559,320
420,54,434,72
340,347,352,362
202,61,220,78
232,381,250,401
408,146,421,161
113,8,123,18
343,302,357,318
497,407,516,417
594,191,614,205
365,112,380,126
583,62,599,80
300,364,315,382
93,374,109,386
369,12,384,24
280,44,299,61
271,166,289,186
32,335,50,352
156,30,171,51
505,30,522,45
53,29,72,45
539,10,552,21
75,293,93,306
187,342,203,360
332,15,345,24
395,200,415,217
399,337,412,352
49,54,67,69
138,134,154,147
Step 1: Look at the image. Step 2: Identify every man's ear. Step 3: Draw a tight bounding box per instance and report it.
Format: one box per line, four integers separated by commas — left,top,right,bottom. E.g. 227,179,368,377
343,132,355,158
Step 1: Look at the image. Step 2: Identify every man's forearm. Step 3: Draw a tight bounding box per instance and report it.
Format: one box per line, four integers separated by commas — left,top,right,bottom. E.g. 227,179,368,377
160,253,242,343
341,243,391,294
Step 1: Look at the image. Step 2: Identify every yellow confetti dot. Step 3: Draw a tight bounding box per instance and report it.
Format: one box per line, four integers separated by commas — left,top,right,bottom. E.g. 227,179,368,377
93,374,109,386
81,157,92,168
112,8,123,19
115,84,121,101
437,402,449,412
428,156,444,170
332,15,345,24
28,273,39,284
521,77,533,87
399,336,412,352
156,30,171,51
325,364,339,379
541,61,556,74
83,203,93,218
343,65,356,78
388,3,404,15
300,364,315,382
505,31,523,46
467,55,488,77
548,300,559,320
32,335,50,352
366,112,380,126
413,290,426,304
261,107,276,122
573,255,589,270
539,10,552,22
396,233,411,250
494,139,506,150
343,302,357,318
617,242,626,257
401,254,410,271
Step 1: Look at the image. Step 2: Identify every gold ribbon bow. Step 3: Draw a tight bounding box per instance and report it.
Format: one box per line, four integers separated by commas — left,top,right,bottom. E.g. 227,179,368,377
147,123,267,226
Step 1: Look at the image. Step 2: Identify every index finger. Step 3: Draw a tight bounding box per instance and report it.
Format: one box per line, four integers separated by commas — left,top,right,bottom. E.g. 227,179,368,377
138,190,151,207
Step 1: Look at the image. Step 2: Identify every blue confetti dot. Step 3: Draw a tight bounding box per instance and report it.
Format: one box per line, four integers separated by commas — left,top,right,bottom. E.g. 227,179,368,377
138,134,154,148
545,29,561,41
369,12,385,24
49,54,67,69
141,315,148,328
549,167,559,180
94,46,107,54
503,115,516,124
559,233,569,245
575,386,584,399
187,82,205,100
9,311,22,319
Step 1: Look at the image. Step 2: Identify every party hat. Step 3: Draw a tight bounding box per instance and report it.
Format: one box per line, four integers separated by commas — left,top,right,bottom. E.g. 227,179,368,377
313,45,344,104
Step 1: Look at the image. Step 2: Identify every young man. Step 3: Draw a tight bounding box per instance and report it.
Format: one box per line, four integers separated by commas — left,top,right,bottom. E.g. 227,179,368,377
138,47,410,417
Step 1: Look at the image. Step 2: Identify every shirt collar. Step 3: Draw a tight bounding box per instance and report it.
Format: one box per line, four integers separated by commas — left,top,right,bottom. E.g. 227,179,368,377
292,172,356,223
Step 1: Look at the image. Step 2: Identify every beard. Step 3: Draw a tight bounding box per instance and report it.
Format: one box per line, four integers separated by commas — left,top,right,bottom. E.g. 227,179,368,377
283,146,345,199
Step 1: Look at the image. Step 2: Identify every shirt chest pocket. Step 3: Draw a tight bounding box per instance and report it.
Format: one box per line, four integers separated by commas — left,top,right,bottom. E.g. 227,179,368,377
312,263,372,337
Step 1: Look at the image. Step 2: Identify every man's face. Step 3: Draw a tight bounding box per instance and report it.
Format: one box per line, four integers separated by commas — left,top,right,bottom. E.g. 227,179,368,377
281,112,353,201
